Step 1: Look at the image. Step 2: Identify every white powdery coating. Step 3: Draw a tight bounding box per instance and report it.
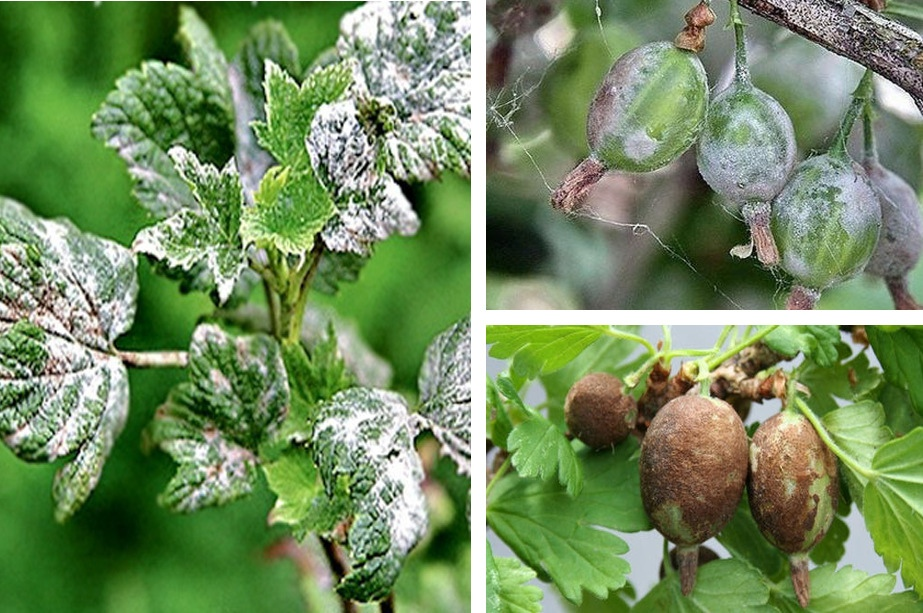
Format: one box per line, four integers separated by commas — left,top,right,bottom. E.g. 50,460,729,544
864,161,923,279
623,129,659,163
697,84,796,205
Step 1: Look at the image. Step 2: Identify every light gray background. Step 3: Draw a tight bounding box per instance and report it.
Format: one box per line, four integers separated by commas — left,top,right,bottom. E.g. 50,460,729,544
487,326,897,610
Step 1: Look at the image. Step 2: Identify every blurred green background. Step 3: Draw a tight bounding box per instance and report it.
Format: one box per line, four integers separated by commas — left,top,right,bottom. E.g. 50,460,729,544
0,3,470,612
487,0,923,309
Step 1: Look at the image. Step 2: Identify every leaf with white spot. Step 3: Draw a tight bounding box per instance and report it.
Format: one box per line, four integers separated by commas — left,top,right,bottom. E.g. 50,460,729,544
132,147,247,305
91,8,234,218
308,100,420,255
0,198,138,521
416,316,470,475
336,1,471,181
312,387,428,602
149,324,288,512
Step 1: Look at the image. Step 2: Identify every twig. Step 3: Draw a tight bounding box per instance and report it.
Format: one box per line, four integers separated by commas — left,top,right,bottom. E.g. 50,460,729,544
117,349,188,368
321,537,357,613
737,0,923,114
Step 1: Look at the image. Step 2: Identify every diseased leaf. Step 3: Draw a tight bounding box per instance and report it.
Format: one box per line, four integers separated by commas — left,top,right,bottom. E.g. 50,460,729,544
0,198,138,521
311,250,368,295
149,324,288,512
301,305,390,389
867,326,923,417
487,540,543,613
229,20,300,195
91,54,234,218
417,317,470,475
308,100,420,255
764,325,842,367
312,387,427,602
132,147,247,304
487,441,649,604
633,559,773,612
863,428,923,597
336,1,471,181
769,563,921,612
486,325,610,379
177,5,232,111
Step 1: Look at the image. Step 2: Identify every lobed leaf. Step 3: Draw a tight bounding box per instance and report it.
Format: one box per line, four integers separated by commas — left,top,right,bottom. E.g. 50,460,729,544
263,447,324,539
132,147,247,304
300,305,389,390
769,563,921,612
177,5,233,112
633,559,773,612
764,325,842,367
487,441,649,604
798,349,882,416
311,250,368,295
486,540,543,613
149,324,288,512
336,1,471,181
486,325,609,379
0,198,138,521
866,326,923,417
416,316,471,475
311,387,427,602
507,416,582,497
823,400,892,506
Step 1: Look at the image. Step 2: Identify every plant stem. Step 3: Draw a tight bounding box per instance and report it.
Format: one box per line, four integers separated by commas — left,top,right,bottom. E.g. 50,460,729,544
706,325,777,369
603,327,657,356
380,593,396,613
117,349,189,368
863,97,878,163
729,0,751,83
285,242,325,344
793,396,878,480
486,455,512,502
320,538,357,613
829,68,874,159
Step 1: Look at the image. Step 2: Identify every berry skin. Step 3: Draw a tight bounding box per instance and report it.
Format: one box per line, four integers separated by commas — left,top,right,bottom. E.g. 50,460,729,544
748,410,838,608
587,41,708,174
564,372,637,450
863,158,923,282
639,395,748,595
772,153,881,291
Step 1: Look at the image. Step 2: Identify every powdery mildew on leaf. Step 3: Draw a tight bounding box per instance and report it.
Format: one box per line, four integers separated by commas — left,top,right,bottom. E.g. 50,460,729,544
150,324,288,512
0,198,138,521
308,100,419,255
91,8,234,219
312,387,427,602
336,1,471,181
416,316,470,475
301,304,392,389
132,147,247,305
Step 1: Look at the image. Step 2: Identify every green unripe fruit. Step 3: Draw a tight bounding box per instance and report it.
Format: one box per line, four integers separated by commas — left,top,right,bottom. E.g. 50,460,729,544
697,81,796,204
587,41,708,173
772,153,881,291
863,158,923,281
640,395,748,595
564,372,637,450
748,410,838,608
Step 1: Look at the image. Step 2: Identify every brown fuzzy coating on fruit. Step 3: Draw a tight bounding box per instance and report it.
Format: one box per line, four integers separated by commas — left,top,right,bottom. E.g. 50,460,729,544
640,395,749,547
748,411,838,555
564,372,637,449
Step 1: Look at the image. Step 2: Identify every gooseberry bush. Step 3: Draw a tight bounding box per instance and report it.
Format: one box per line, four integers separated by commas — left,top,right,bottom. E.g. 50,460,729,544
487,325,923,611
0,3,471,609
487,0,923,309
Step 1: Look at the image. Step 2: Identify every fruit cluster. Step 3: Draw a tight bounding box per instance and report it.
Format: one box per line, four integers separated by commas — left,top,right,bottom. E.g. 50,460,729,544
550,0,922,309
564,372,837,607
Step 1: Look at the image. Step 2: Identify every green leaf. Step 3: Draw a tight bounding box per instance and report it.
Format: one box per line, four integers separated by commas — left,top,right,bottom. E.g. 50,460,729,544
300,305,389,389
798,348,882,416
769,563,922,612
253,61,352,170
149,324,288,512
308,100,420,255
487,540,543,613
487,376,514,449
0,198,138,521
486,325,610,379
239,165,334,255
875,382,923,438
764,325,841,366
716,493,788,582
132,147,247,304
867,326,923,416
508,416,583,497
177,5,232,111
633,559,773,612
823,400,892,505
417,316,471,475
487,441,650,603
311,251,368,295
311,387,427,602
263,447,323,538
886,2,923,22
336,2,471,181
863,427,923,596
229,19,300,194
91,55,234,218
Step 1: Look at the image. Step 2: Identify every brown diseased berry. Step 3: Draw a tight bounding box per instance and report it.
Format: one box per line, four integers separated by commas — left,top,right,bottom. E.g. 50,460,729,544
564,372,637,450
748,410,838,608
640,395,748,595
